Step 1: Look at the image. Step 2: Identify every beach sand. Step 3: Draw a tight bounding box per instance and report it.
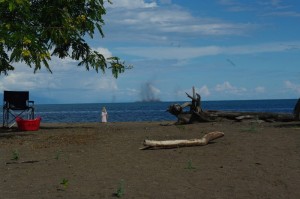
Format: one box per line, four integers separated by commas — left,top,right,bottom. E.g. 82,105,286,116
0,120,300,199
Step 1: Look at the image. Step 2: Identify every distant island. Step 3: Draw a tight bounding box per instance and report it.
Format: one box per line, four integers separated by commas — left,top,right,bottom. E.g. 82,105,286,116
136,99,161,103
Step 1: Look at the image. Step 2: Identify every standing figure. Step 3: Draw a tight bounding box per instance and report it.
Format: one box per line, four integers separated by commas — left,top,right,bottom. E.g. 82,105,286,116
101,107,108,123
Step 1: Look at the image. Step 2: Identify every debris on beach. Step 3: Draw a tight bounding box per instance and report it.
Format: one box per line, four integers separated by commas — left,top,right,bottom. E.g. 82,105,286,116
167,86,300,124
140,131,224,150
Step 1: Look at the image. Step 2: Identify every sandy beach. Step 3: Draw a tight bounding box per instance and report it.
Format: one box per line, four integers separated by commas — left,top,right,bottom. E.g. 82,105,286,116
0,120,300,199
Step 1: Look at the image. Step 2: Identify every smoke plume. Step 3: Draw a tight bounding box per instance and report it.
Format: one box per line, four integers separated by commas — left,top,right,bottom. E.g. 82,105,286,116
140,82,161,102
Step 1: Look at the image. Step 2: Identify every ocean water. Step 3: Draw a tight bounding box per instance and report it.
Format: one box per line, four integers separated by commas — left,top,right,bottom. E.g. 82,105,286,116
1,99,297,123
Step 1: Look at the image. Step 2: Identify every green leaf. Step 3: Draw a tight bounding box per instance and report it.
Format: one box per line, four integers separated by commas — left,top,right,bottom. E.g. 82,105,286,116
8,2,15,11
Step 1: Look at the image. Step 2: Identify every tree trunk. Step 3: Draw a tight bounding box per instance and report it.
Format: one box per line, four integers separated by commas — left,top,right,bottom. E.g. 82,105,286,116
140,131,224,150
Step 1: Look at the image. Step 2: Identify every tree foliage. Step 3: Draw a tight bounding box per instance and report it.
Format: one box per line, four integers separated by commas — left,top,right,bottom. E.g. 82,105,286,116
0,0,129,78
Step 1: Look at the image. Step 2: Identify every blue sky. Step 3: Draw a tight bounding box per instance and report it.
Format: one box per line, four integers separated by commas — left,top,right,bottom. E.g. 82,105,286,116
1,0,300,104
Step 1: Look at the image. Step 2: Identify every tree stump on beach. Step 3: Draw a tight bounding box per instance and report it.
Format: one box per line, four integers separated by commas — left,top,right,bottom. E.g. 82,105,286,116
168,86,212,124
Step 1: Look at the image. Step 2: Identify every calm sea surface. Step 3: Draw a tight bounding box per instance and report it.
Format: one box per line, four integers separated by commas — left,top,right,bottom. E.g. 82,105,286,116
12,99,297,123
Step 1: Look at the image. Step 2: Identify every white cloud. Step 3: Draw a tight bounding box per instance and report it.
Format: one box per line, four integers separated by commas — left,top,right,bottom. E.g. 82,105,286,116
82,76,118,91
0,70,56,91
215,81,247,94
219,0,296,16
218,0,254,12
104,2,259,44
263,0,291,9
270,0,282,6
107,0,157,9
93,47,113,59
159,22,256,36
263,11,300,17
218,0,235,5
49,47,113,72
110,8,192,27
125,88,139,96
197,85,211,97
255,86,265,93
117,41,300,60
176,85,210,99
118,46,221,59
227,42,300,54
0,52,119,103
160,0,172,4
285,81,300,94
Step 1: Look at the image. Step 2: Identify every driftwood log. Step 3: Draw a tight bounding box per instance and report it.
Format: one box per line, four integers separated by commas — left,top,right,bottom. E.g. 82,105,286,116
168,87,300,124
140,131,224,150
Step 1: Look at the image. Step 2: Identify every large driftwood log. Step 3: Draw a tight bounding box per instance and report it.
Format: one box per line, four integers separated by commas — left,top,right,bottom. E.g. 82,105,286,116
207,110,295,122
140,131,224,150
168,87,300,124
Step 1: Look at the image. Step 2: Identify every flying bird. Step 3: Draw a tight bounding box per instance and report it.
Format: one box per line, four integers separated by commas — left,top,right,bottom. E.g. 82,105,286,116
226,59,236,67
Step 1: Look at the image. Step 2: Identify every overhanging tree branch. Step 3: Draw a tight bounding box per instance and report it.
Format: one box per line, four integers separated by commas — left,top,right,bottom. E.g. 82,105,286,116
0,0,130,77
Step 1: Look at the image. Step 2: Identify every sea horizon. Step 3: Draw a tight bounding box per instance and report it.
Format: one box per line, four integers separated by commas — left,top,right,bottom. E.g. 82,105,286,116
12,99,296,123
33,98,298,105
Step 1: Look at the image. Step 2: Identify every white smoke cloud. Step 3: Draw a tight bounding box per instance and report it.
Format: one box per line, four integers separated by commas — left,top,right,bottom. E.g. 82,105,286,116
140,82,161,101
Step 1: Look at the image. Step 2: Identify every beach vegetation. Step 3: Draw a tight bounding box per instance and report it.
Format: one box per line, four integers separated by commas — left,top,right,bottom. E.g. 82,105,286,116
115,179,125,198
11,149,19,161
0,0,130,77
60,178,69,189
185,160,196,170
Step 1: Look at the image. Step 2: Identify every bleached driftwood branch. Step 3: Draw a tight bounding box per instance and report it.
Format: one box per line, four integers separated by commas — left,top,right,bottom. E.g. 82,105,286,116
140,131,224,150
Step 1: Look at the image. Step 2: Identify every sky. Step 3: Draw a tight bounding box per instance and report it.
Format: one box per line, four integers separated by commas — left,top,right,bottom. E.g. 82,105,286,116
1,0,300,104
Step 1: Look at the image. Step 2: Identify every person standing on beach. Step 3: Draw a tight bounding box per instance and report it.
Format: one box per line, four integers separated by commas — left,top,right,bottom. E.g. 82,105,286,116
101,107,108,123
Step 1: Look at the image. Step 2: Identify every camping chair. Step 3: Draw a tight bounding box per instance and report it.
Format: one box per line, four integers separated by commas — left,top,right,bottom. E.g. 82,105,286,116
2,91,35,128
